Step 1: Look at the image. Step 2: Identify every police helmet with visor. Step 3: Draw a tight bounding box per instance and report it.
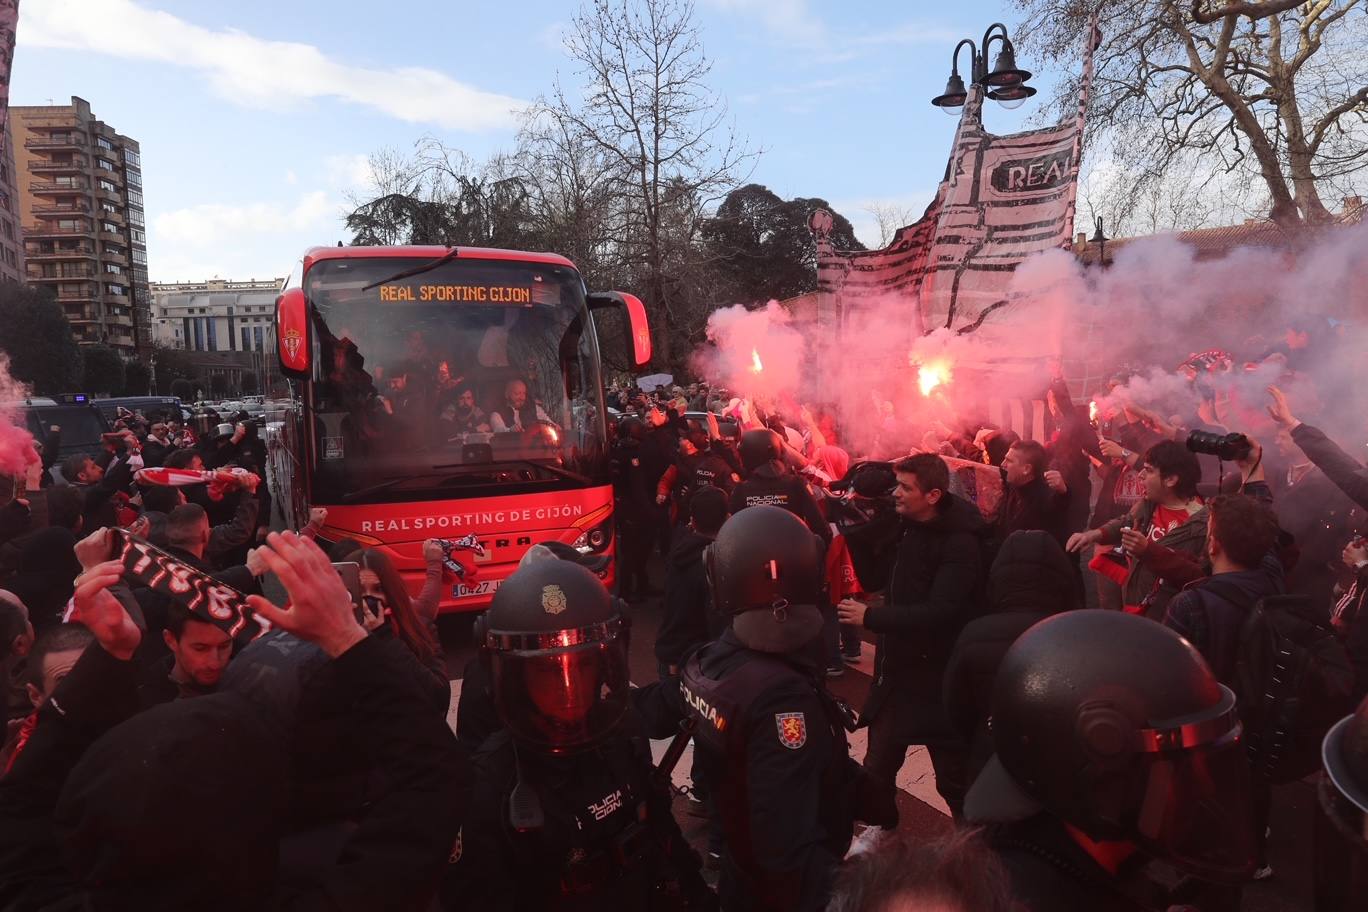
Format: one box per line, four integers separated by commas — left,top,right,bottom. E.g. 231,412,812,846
965,610,1257,883
480,560,629,753
704,505,825,654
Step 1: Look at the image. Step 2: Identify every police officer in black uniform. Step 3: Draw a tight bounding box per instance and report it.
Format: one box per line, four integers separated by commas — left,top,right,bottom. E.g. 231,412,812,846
612,416,657,602
680,506,890,912
442,560,714,911
962,610,1258,911
728,429,829,541
663,419,742,523
1315,695,1368,911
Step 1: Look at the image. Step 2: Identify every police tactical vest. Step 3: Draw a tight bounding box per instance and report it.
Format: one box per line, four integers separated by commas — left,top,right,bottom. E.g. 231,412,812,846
681,645,856,873
735,474,803,512
679,450,736,499
505,739,662,905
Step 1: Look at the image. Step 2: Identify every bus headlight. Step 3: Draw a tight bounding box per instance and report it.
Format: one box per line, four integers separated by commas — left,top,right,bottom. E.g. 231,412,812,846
573,518,613,553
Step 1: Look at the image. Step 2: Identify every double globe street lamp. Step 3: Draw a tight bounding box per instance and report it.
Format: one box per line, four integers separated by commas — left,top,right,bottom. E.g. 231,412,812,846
931,22,1037,113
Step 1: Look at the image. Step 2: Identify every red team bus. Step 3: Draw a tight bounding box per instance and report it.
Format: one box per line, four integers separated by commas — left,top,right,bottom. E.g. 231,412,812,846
270,245,651,613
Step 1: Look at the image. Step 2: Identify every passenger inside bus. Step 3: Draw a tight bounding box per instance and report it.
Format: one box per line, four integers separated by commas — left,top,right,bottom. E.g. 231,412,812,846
489,379,558,433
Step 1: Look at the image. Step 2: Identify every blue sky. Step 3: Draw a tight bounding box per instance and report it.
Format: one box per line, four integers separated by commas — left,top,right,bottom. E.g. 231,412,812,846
13,0,1079,282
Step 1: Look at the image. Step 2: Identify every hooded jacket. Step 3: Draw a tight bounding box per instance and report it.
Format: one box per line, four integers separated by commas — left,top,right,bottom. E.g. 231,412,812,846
860,493,988,738
654,529,720,669
944,531,1081,777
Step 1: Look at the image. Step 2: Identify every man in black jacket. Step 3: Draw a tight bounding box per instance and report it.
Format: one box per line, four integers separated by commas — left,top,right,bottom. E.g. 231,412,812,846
837,453,987,820
997,439,1069,548
0,532,470,911
655,486,730,677
611,416,657,602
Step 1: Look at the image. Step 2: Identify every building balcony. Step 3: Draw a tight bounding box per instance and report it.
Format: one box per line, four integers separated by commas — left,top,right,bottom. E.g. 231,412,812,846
93,166,123,186
30,267,96,281
24,135,87,151
105,291,131,305
106,312,135,328
25,245,96,260
33,203,92,216
29,158,89,174
29,180,87,195
101,250,128,266
93,185,121,203
26,223,93,239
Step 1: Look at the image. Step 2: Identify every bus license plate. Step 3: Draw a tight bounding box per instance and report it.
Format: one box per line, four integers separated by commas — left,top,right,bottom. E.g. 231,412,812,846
453,579,501,599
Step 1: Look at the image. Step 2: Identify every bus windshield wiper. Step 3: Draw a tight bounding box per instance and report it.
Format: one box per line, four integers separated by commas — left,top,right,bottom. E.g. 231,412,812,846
361,246,460,291
431,459,594,487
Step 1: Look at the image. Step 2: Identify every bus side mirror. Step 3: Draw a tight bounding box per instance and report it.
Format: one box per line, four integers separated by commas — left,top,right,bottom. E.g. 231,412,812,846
587,290,652,369
276,288,312,378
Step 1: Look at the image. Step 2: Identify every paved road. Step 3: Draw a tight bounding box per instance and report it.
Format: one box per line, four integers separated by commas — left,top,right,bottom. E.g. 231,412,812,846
437,584,1317,910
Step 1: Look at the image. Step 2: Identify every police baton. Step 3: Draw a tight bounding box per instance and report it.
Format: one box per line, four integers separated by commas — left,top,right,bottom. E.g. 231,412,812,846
653,718,696,792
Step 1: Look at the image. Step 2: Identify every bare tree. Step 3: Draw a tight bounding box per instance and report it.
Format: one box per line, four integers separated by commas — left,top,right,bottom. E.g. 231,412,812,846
1014,0,1368,229
865,201,924,248
532,0,757,365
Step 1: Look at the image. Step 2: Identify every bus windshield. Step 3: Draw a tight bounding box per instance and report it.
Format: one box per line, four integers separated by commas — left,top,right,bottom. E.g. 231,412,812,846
303,256,608,505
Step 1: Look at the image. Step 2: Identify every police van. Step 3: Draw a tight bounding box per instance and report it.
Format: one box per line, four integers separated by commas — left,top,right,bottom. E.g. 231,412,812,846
10,395,112,483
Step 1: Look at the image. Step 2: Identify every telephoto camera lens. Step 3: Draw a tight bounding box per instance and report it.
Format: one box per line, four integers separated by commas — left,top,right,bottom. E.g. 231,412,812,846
1185,430,1252,462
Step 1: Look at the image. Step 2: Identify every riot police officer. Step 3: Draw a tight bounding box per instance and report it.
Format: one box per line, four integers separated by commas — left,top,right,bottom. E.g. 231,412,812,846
962,610,1257,910
657,419,742,526
442,560,714,911
1315,695,1368,910
728,429,829,540
680,506,890,911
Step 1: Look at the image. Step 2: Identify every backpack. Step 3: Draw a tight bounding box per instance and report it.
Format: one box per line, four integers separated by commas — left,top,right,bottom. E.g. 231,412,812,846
1232,594,1356,784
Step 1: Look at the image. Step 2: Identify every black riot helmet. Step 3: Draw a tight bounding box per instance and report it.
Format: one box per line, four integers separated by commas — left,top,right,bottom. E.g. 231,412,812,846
739,428,783,472
704,505,824,654
480,560,629,753
965,610,1256,884
1316,695,1368,910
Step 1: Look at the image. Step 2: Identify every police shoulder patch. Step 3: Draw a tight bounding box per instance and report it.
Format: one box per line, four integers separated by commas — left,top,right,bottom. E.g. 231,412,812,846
775,712,806,749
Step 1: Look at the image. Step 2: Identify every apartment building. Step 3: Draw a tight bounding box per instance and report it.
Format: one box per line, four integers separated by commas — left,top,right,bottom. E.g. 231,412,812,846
0,121,23,284
12,97,150,355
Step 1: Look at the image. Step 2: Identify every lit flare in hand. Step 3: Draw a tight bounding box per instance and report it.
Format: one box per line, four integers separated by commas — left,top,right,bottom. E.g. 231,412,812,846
751,348,764,373
918,362,950,396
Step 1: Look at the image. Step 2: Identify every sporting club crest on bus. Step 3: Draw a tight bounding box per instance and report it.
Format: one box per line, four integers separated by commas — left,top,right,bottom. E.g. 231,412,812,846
282,327,303,361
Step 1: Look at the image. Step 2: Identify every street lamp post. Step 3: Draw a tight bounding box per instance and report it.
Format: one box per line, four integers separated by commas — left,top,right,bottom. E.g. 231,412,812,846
1089,216,1109,267
931,22,1037,113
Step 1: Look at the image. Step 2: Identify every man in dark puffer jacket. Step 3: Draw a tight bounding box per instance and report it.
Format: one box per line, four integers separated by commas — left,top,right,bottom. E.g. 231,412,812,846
944,530,1082,779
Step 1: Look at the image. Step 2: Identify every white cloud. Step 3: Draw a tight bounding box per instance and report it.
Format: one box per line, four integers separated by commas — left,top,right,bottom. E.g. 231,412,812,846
284,170,298,186
154,190,338,247
323,154,374,193
20,0,526,131
150,191,345,281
